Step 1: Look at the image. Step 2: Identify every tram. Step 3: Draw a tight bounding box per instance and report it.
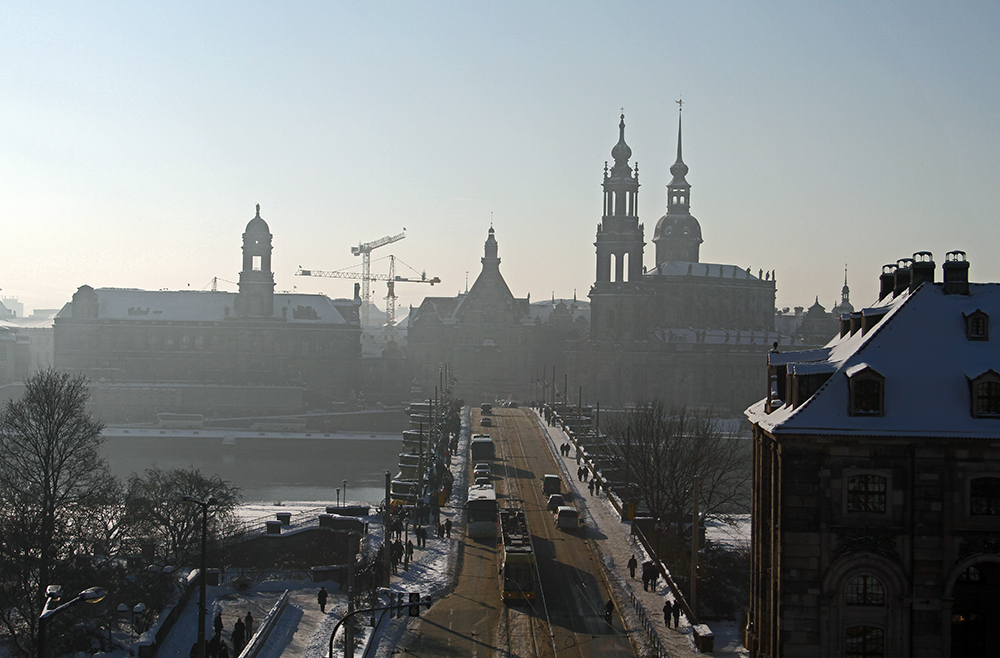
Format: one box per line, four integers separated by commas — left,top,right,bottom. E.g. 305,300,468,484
498,507,536,601
466,485,499,537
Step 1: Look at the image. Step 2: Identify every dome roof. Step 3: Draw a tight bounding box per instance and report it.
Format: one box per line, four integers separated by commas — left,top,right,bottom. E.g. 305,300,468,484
245,204,270,234
653,213,703,243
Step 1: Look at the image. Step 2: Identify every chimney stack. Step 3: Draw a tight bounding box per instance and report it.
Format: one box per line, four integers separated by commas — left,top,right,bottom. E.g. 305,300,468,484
910,251,935,291
879,264,897,300
943,250,970,295
893,258,914,297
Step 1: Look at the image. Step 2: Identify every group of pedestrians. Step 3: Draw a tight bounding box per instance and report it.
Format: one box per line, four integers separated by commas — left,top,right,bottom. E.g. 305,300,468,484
192,611,254,658
576,465,590,482
626,553,684,631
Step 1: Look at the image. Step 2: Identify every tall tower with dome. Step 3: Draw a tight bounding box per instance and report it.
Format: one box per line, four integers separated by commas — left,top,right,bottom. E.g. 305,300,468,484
237,204,276,318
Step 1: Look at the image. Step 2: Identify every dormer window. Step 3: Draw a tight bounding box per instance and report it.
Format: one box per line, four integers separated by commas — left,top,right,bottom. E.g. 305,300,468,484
967,310,989,341
970,370,1000,418
847,364,885,416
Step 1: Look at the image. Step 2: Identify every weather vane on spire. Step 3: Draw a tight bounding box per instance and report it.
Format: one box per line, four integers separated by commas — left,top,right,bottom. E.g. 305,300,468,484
676,98,683,111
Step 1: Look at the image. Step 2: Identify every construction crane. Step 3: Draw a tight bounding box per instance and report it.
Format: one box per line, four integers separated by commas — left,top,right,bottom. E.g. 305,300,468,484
297,255,439,327
344,231,406,325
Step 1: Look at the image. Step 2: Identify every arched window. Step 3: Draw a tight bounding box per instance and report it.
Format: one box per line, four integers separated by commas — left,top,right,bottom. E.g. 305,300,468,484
847,474,887,514
970,478,1000,515
846,575,885,605
846,626,884,657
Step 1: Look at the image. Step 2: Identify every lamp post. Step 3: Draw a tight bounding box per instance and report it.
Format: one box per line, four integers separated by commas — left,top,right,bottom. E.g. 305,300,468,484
342,480,348,506
38,585,106,658
183,496,218,658
336,488,341,507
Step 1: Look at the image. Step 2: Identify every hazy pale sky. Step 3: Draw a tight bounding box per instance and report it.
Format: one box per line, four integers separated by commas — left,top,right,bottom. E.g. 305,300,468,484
4,2,999,317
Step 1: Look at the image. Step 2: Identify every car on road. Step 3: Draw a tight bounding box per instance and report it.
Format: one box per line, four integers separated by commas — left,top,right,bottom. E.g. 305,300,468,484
481,416,493,427
475,476,491,486
554,506,581,530
542,474,561,495
546,493,565,511
473,463,491,478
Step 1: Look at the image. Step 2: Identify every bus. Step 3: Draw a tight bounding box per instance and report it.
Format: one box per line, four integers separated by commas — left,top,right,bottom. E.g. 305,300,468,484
470,435,496,460
499,507,536,601
466,485,498,538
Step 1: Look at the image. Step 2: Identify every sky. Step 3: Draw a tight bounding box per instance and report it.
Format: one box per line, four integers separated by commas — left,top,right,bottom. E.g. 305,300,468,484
4,2,1000,317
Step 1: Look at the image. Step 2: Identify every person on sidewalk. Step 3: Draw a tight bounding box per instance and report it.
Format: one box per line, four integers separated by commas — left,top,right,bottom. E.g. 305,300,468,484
318,586,329,613
245,611,254,637
663,599,674,627
604,598,615,625
445,518,452,538
628,554,638,579
673,601,681,628
588,480,595,496
214,612,224,636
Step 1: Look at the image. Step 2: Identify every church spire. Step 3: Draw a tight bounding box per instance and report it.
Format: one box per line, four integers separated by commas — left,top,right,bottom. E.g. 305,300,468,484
667,102,690,213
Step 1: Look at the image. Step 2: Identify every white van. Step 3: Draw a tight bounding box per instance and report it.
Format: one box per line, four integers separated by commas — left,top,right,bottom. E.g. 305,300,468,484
554,506,581,530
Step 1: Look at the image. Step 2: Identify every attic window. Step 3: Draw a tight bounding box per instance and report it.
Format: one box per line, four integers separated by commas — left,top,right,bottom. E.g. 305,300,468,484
967,310,989,341
847,365,884,416
970,371,1000,418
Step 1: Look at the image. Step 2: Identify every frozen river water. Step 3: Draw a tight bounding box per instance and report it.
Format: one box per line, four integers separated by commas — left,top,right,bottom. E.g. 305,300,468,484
100,428,402,505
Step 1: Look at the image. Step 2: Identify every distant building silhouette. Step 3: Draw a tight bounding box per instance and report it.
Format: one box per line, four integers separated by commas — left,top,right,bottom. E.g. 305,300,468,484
53,206,361,420
564,110,781,413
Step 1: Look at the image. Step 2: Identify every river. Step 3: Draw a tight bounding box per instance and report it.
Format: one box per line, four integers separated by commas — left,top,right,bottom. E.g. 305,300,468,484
101,429,403,505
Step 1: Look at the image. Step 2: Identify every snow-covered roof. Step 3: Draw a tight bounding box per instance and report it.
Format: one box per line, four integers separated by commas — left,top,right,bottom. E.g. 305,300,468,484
56,288,353,324
747,282,1000,439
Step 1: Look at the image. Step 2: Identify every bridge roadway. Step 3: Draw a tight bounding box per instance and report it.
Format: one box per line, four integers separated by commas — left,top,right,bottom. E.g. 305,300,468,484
395,407,635,658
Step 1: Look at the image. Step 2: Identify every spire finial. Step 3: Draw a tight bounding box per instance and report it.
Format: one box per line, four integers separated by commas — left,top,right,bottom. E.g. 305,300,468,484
256,203,260,216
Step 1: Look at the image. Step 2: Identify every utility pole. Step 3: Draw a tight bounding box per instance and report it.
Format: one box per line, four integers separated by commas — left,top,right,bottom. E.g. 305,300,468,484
345,533,357,656
690,474,700,623
383,471,391,587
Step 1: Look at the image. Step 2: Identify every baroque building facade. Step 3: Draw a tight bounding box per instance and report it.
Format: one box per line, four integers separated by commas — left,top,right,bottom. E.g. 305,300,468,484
746,252,1000,657
565,112,779,414
53,206,361,419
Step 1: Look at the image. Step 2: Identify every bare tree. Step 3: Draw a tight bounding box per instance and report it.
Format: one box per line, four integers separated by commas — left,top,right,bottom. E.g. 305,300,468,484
0,369,110,653
603,402,750,532
124,466,242,565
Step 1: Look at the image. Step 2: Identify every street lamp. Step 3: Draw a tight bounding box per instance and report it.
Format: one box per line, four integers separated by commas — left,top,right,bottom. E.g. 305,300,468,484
342,480,347,506
182,496,218,658
38,585,106,658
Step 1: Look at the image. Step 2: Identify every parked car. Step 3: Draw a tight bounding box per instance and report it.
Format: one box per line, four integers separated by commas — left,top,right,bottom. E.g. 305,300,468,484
473,462,491,478
546,493,565,511
475,476,491,486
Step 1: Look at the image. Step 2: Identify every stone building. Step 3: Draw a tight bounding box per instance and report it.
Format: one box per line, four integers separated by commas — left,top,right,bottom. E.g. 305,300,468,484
745,251,1000,657
54,206,361,419
565,112,779,414
406,227,534,402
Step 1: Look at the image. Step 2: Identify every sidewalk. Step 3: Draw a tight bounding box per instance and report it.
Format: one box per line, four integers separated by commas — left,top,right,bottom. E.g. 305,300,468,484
532,409,748,658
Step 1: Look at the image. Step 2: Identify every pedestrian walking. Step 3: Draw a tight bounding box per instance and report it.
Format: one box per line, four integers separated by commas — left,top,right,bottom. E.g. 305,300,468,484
245,611,254,637
641,561,653,591
604,598,615,625
208,632,221,658
232,618,246,655
218,641,229,658
214,612,224,636
445,518,452,538
577,466,583,482
663,599,674,627
318,586,329,613
588,480,595,496
628,554,638,579
672,602,681,628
